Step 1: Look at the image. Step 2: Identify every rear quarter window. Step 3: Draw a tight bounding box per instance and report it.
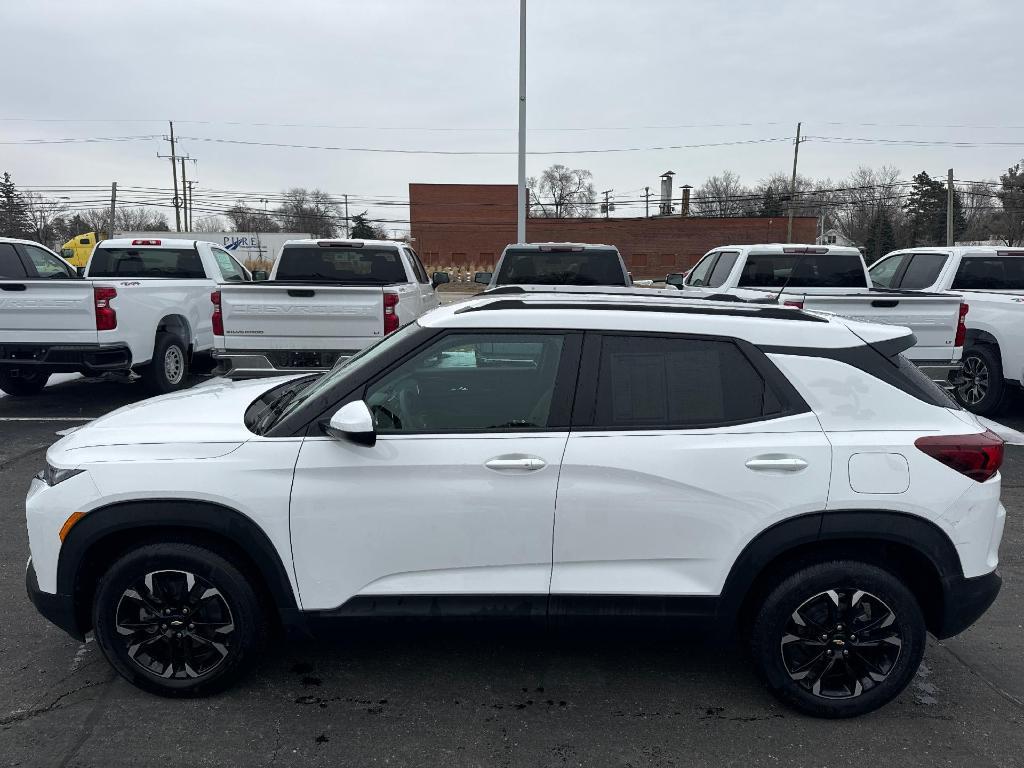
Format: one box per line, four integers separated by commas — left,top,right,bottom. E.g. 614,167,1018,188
953,256,1024,290
0,243,27,278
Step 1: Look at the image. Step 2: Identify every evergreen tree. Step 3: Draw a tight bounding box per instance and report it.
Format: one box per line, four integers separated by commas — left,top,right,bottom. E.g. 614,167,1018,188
759,187,785,218
863,210,897,264
904,171,964,246
349,212,377,239
0,172,32,239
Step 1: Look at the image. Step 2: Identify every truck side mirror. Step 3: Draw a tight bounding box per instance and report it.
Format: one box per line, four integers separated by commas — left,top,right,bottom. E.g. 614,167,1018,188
252,270,269,282
76,267,85,278
473,271,492,285
432,271,450,289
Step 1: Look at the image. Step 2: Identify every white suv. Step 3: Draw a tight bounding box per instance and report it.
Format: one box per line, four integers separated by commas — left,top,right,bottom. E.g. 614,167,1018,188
25,292,1005,717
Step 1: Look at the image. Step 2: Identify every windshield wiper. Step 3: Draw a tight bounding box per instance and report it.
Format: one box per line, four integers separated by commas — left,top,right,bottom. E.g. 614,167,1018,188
254,379,314,434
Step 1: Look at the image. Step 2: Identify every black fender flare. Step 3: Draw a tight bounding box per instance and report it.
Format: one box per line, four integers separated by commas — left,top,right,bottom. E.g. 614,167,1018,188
58,499,301,629
716,509,963,623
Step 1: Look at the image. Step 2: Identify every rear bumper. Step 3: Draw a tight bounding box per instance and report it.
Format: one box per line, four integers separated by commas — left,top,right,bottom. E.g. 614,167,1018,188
25,558,84,641
934,569,1002,639
0,342,131,374
214,348,356,378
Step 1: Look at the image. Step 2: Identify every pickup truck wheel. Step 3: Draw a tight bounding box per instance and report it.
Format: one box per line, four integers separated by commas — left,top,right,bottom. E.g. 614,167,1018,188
750,560,925,718
142,334,188,394
92,542,265,697
954,345,1005,416
0,370,50,396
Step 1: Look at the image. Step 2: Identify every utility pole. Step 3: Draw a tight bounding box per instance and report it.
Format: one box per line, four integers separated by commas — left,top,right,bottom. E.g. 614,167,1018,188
786,121,802,242
516,0,527,244
168,121,180,232
179,158,189,232
108,181,117,239
602,189,613,219
644,186,650,218
344,193,350,237
947,168,955,246
187,180,196,230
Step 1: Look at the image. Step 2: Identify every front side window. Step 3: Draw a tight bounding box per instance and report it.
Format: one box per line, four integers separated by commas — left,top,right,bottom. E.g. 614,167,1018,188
868,254,908,288
23,245,74,278
592,335,781,429
365,333,566,433
898,252,946,290
739,253,866,288
88,247,205,278
953,256,1024,290
276,245,407,283
684,253,718,287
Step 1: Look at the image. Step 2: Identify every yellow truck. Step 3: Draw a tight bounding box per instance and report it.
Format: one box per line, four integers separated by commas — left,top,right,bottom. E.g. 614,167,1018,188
60,232,99,268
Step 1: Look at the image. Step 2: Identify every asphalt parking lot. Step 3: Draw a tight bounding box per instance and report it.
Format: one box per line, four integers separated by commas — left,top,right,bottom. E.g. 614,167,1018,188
1,375,1023,768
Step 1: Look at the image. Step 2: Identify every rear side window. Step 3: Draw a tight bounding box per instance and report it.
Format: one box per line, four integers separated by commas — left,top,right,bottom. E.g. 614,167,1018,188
953,256,1024,290
495,248,626,286
0,243,26,278
276,246,407,283
89,247,205,278
405,248,429,284
899,253,946,290
592,335,782,429
739,253,866,288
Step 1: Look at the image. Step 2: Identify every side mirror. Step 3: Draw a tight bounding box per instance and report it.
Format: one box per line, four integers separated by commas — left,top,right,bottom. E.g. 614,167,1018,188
252,270,269,281
431,271,450,289
76,267,86,278
322,400,376,446
473,271,493,285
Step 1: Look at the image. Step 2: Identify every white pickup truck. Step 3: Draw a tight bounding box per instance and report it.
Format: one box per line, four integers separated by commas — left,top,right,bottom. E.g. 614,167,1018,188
0,237,251,396
678,244,967,383
213,239,441,376
868,246,1024,414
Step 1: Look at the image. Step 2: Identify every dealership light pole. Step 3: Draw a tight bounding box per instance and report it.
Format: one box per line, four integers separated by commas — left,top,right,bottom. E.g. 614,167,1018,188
517,0,527,244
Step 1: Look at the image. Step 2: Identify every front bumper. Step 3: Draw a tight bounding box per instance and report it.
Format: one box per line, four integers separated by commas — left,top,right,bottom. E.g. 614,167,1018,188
214,348,355,378
25,558,84,641
934,569,1002,639
0,342,131,374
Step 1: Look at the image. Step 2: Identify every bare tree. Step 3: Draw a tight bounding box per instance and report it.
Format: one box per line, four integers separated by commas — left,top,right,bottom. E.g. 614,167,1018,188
22,192,69,246
192,215,227,233
226,202,280,233
276,188,341,237
115,207,170,232
690,171,751,217
958,181,999,243
830,165,905,246
528,165,596,218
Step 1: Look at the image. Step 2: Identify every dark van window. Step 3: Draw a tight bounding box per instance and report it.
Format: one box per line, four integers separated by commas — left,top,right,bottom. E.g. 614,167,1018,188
739,253,866,288
592,335,780,428
89,247,205,278
953,256,1024,290
495,248,626,286
276,246,407,283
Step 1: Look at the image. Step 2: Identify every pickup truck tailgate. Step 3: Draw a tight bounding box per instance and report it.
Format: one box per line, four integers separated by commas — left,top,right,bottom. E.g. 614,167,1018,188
217,284,386,350
0,280,98,344
799,293,962,359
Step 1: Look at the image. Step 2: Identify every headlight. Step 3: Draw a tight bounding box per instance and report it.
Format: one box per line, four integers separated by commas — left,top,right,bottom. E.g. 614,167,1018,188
35,464,85,487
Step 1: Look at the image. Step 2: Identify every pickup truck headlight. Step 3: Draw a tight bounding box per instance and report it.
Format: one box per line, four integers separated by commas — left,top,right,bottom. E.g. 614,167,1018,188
35,463,85,487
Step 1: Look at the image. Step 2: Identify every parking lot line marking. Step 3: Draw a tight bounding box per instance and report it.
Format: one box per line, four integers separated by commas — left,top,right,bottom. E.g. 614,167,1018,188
0,417,95,422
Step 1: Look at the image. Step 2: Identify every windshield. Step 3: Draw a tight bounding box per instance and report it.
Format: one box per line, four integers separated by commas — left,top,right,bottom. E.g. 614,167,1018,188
953,256,1024,290
494,248,627,286
263,321,422,431
275,246,407,283
89,247,205,278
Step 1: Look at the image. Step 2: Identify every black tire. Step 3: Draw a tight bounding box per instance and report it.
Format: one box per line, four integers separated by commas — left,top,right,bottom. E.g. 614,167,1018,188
954,345,1005,416
92,542,266,697
141,333,188,394
0,369,50,396
750,560,926,718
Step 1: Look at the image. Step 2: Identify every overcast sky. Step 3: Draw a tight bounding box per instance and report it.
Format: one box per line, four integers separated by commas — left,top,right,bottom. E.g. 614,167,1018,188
2,0,1022,232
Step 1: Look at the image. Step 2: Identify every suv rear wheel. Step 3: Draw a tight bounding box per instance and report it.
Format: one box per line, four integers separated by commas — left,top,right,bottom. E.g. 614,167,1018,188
750,560,926,718
92,542,265,697
0,369,50,396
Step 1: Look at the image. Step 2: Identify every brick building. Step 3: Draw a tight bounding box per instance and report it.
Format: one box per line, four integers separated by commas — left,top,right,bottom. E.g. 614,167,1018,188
409,183,818,278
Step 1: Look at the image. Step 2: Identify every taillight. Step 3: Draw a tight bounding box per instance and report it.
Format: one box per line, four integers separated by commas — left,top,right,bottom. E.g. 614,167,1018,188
955,303,969,347
783,300,804,309
915,430,1004,482
383,291,400,334
94,286,117,331
211,290,223,336
131,239,161,246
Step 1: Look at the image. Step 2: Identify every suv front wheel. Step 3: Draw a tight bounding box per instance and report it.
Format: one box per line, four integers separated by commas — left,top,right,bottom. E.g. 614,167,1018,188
92,542,265,697
750,560,926,718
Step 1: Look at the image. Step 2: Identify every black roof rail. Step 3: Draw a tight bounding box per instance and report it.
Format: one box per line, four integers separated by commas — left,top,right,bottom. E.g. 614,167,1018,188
454,299,827,323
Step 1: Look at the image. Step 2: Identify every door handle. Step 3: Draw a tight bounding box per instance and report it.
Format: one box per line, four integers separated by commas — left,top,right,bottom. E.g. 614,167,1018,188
484,456,546,471
745,456,808,472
